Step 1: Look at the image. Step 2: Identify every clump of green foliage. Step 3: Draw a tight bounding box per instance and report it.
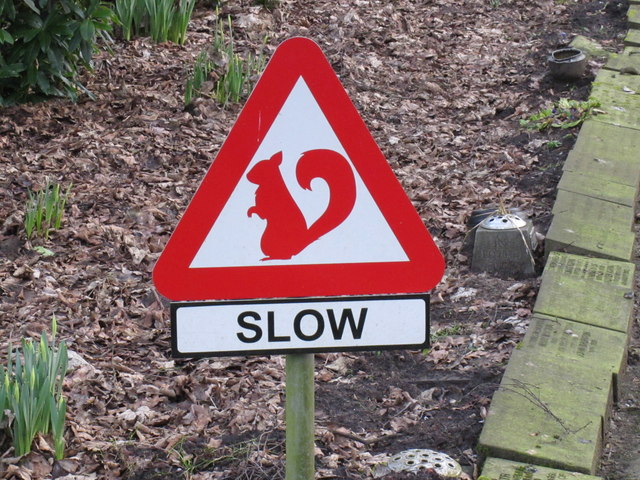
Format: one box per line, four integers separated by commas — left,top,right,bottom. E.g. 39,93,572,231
184,13,265,107
430,324,465,342
114,0,147,41
215,50,265,105
184,49,212,105
0,0,116,105
0,318,68,459
24,180,72,241
520,97,601,131
113,0,196,44
170,435,281,477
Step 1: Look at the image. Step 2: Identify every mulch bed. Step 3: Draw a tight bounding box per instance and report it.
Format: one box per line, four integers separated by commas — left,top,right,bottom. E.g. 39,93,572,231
0,0,628,478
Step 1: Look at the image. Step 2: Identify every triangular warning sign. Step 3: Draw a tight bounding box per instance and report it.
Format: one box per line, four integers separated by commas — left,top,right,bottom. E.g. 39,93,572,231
153,37,445,302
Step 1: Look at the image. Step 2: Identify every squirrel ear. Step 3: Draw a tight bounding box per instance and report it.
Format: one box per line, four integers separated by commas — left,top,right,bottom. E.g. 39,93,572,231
270,151,283,165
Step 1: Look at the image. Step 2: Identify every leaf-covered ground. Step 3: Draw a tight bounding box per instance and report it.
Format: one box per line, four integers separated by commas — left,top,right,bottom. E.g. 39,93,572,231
0,0,629,478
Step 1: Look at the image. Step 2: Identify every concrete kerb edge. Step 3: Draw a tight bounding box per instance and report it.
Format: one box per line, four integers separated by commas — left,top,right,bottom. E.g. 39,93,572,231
477,23,639,480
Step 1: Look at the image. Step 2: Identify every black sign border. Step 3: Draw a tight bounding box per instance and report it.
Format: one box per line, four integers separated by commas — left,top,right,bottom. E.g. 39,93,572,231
170,293,430,358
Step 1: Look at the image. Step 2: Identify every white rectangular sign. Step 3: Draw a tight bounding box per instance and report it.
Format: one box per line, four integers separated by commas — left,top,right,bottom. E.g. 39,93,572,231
171,295,429,357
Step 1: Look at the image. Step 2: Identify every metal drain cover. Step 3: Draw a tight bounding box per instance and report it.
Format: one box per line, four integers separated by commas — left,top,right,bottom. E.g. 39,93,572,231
387,449,462,477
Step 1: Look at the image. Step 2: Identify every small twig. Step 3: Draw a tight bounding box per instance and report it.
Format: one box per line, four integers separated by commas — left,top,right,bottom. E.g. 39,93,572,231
501,379,567,429
499,379,591,436
329,428,373,445
392,399,418,418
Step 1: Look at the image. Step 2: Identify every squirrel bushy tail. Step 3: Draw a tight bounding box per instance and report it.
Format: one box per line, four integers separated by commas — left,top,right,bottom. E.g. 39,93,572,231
296,149,356,245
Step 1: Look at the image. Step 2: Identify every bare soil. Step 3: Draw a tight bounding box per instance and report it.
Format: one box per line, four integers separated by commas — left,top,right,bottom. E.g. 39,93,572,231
0,0,631,479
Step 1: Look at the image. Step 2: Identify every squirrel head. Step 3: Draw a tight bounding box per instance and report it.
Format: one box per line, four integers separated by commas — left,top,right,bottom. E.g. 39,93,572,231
247,151,283,185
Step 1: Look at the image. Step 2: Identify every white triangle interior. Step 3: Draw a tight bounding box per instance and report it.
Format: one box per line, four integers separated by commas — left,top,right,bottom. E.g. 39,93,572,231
190,77,409,268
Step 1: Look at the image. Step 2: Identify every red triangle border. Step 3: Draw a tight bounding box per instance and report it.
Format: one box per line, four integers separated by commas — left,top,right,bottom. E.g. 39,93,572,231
153,38,445,301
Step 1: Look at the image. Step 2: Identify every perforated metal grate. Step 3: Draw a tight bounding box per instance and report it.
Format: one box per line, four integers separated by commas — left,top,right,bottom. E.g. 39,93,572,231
386,449,461,477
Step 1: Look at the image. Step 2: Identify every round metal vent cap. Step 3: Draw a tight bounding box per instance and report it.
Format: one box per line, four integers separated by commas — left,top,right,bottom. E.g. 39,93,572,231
480,213,527,230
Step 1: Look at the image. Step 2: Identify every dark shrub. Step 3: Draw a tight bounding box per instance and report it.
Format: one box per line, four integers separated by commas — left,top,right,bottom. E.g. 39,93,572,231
0,0,115,105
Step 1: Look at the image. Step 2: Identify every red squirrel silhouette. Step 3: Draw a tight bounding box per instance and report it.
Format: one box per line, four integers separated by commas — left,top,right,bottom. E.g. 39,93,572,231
246,149,356,260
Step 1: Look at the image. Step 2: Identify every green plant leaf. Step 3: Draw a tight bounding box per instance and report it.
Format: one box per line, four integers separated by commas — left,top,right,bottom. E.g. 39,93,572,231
0,62,25,79
22,0,40,14
0,29,14,44
33,246,55,257
79,19,94,41
36,70,52,94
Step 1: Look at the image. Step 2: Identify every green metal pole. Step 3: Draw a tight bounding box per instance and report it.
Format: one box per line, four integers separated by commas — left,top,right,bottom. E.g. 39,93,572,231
285,353,315,480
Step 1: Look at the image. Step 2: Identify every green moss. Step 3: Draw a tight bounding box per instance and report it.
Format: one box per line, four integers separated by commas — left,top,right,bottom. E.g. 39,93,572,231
558,172,637,207
552,190,634,226
546,214,635,263
534,253,634,331
480,458,604,480
570,120,640,169
478,350,607,474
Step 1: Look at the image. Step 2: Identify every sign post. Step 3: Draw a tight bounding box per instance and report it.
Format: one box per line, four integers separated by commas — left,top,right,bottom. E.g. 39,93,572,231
153,37,445,480
285,354,315,480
